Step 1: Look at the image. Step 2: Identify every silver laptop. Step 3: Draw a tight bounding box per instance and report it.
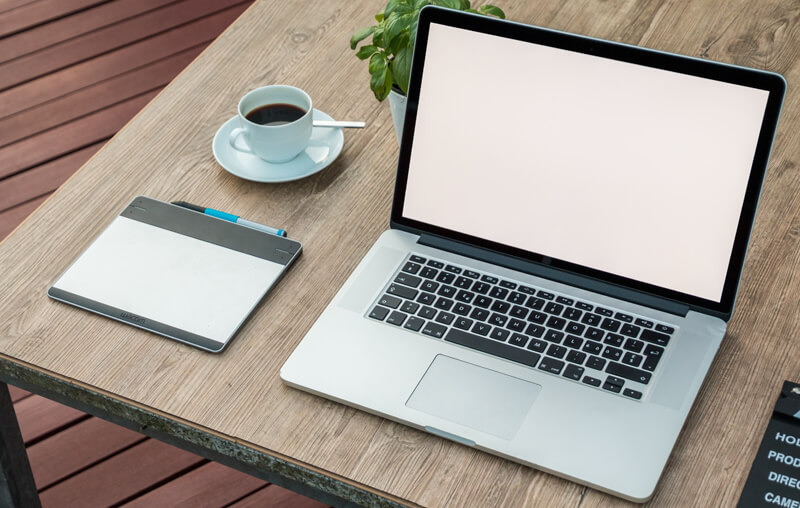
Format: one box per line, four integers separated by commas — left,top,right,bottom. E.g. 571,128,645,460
281,6,785,501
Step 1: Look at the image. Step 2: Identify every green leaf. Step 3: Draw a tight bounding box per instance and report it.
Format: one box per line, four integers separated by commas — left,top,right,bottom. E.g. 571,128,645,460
389,31,410,55
465,8,478,13
432,0,460,8
368,52,388,74
409,16,420,44
375,10,384,22
372,25,385,48
384,11,415,50
356,44,378,60
413,0,431,8
459,0,470,8
479,4,505,18
370,63,393,101
391,46,412,94
384,0,413,19
350,26,376,50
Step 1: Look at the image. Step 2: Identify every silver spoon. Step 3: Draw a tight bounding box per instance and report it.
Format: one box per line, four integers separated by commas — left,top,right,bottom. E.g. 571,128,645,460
313,120,365,128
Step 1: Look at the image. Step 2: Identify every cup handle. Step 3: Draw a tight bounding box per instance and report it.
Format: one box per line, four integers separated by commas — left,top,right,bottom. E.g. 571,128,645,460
229,127,253,153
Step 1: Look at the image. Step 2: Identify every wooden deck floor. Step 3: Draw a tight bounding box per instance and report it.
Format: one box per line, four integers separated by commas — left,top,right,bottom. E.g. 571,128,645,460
1,2,328,506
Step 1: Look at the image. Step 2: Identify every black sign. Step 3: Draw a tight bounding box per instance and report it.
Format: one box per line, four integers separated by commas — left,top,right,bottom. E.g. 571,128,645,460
739,381,800,507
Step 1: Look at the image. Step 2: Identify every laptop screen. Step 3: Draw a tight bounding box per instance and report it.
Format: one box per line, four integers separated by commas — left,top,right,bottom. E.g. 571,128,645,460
400,21,773,305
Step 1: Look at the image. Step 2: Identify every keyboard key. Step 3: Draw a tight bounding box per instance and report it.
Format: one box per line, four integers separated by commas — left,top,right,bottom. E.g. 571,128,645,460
508,292,526,305
623,338,644,353
603,333,624,347
509,333,527,347
528,311,546,324
402,261,421,274
470,308,490,321
620,323,641,338
510,305,528,319
525,296,545,310
641,329,671,346
400,301,420,314
565,321,585,335
585,327,604,341
435,312,455,325
615,312,633,323
655,324,675,334
436,272,455,284
575,301,593,311
642,355,660,372
582,376,601,387
420,267,438,279
566,349,587,365
472,322,491,336
601,346,622,361
635,318,654,328
602,380,623,393
472,282,491,294
527,338,547,353
499,280,517,289
581,313,602,326
463,270,480,279
623,388,643,400
564,334,583,349
583,341,603,355
481,275,499,284
595,307,613,317
563,364,584,380
455,290,475,303
445,328,541,367
622,352,643,367
546,316,566,330
421,322,446,338
474,296,492,308
491,301,510,313
538,357,564,374
388,283,418,300
421,280,439,292
606,362,652,384
489,287,509,299
404,316,424,331
643,343,664,357
544,330,564,343
544,302,564,315
419,306,437,319
507,318,526,332
410,255,427,263
434,297,454,311
518,285,536,295
556,296,574,305
489,313,508,327
427,260,444,268
563,308,582,321
600,318,621,332
454,317,474,330
379,294,402,308
417,292,435,305
369,306,390,320
453,303,471,316
445,264,462,274
454,276,472,289
537,290,555,300
490,327,510,341
525,323,545,338
547,344,567,359
586,355,606,370
386,311,407,326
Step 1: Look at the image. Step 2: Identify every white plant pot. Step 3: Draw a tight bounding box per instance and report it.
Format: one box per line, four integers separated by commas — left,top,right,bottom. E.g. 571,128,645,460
388,88,406,145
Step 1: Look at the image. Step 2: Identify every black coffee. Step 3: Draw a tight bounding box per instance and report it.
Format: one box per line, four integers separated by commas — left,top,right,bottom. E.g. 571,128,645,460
245,103,306,126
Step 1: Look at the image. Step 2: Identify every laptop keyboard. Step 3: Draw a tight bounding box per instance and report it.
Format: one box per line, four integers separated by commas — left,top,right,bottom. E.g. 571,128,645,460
366,254,677,401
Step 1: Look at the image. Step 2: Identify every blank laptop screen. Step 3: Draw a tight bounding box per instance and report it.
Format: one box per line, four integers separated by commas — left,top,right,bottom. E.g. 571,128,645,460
402,23,770,303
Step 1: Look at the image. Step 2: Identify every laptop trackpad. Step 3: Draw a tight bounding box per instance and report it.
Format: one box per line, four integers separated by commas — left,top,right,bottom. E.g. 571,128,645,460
406,355,541,440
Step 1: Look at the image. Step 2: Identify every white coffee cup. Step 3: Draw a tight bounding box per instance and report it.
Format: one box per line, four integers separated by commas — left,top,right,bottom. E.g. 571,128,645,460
229,85,313,163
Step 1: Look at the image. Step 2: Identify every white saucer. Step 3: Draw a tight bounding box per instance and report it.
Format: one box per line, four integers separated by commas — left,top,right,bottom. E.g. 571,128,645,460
212,109,344,183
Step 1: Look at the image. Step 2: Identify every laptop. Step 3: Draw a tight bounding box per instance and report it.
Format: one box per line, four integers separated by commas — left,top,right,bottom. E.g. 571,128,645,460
281,6,785,502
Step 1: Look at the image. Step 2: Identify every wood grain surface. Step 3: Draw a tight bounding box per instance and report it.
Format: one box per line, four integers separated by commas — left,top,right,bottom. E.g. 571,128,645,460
0,0,797,506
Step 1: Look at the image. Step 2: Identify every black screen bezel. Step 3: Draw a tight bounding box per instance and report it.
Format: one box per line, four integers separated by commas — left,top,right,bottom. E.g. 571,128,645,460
390,6,786,318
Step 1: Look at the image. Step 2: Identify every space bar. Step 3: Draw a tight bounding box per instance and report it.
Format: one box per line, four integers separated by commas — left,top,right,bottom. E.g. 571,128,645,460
445,328,541,368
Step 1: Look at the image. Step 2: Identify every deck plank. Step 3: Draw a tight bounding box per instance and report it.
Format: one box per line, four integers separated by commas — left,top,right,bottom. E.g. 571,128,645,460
8,384,30,402
0,0,248,90
122,461,266,507
28,416,147,489
38,438,205,507
0,45,203,148
0,0,107,37
229,484,330,508
15,394,87,444
0,4,249,119
0,0,176,63
0,89,158,179
0,194,48,239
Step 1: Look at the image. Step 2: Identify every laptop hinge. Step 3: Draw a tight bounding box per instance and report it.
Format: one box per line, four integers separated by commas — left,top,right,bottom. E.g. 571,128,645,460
417,233,691,318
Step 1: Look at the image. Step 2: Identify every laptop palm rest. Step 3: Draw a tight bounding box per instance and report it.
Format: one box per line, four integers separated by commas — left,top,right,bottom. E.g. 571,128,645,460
406,355,541,441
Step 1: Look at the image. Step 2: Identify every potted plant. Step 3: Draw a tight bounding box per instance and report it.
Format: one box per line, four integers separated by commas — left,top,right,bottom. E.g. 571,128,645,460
350,0,505,143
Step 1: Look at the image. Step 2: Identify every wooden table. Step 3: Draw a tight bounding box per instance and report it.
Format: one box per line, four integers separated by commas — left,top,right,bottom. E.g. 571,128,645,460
0,0,797,506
